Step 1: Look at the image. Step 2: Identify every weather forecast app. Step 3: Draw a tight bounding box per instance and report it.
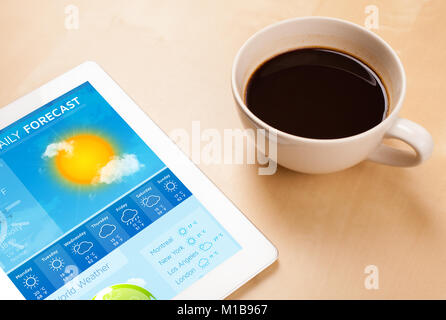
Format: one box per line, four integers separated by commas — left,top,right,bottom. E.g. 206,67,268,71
0,82,240,300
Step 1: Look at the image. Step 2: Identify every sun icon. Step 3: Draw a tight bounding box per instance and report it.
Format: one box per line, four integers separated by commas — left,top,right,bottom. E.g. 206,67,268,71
164,180,178,192
49,257,65,271
23,275,39,289
72,243,80,255
55,134,115,185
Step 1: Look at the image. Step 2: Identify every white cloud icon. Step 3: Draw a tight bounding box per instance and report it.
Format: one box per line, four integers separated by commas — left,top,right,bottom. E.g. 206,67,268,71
93,154,143,185
42,141,73,158
141,195,160,208
73,241,93,255
99,224,116,238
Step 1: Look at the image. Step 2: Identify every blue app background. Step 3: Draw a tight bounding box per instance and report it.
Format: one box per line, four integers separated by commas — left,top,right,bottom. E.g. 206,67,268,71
0,82,165,234
0,159,62,271
0,82,240,300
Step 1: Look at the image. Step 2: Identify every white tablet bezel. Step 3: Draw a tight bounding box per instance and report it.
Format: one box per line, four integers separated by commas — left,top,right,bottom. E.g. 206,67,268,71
0,61,277,300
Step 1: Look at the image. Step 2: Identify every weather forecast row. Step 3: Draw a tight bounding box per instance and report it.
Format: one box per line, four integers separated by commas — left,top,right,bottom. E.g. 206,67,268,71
7,167,191,300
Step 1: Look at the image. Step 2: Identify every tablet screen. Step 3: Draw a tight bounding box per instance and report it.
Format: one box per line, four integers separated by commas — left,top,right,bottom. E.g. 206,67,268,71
0,82,241,300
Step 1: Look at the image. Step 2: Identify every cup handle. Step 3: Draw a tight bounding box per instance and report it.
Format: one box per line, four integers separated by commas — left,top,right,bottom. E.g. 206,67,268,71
367,118,434,167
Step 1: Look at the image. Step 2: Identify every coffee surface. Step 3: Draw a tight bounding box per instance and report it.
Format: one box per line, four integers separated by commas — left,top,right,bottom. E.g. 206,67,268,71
245,48,388,139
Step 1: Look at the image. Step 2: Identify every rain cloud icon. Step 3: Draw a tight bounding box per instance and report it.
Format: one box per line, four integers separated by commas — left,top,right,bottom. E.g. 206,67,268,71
99,224,116,238
73,241,93,255
121,209,138,223
141,195,160,208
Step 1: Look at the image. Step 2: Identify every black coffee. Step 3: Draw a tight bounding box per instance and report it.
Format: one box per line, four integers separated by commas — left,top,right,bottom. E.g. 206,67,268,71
245,48,388,139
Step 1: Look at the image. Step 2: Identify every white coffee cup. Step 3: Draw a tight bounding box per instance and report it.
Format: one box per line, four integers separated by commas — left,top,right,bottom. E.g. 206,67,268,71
232,17,433,174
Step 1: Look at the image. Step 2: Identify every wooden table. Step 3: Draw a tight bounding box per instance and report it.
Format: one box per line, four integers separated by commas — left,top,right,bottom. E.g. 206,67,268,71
1,0,445,299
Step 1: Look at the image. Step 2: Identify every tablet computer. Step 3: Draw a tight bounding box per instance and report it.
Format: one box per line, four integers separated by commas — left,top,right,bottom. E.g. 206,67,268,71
0,62,277,300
